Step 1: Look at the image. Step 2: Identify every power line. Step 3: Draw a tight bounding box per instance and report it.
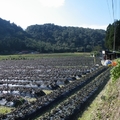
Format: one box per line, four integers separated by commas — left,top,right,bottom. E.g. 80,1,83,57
107,0,120,51
106,0,112,23
119,0,120,19
112,0,120,20
114,0,119,19
107,0,120,22
112,0,115,21
112,0,116,51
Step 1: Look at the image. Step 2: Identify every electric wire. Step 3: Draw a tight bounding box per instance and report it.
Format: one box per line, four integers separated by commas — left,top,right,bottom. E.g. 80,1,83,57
112,0,115,21
119,0,120,19
106,0,112,23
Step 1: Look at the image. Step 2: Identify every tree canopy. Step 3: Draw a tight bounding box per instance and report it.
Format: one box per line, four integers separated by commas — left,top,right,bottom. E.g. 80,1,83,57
26,24,106,52
105,20,120,51
0,18,106,54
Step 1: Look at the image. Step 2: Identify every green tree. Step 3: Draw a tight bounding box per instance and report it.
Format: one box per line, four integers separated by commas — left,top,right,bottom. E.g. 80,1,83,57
105,20,120,51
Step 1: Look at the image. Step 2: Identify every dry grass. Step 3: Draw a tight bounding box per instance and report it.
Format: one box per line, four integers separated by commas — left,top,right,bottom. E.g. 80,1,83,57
78,78,120,120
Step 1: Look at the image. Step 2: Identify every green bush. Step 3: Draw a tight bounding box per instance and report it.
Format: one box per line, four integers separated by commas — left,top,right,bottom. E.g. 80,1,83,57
110,59,120,82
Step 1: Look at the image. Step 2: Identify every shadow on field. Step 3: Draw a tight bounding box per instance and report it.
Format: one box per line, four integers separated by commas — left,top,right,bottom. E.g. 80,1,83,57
68,73,110,120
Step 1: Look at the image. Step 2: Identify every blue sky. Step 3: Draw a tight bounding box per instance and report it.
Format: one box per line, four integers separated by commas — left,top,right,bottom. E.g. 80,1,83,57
0,0,120,30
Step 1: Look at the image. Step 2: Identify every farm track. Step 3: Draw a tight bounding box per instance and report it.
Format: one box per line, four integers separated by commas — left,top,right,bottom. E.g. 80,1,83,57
5,66,110,120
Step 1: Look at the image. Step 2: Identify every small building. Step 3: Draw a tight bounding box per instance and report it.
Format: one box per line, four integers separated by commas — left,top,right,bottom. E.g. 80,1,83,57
102,50,119,60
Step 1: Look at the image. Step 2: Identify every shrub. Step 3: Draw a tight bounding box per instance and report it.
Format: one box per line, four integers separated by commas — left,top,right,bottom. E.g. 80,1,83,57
110,59,120,82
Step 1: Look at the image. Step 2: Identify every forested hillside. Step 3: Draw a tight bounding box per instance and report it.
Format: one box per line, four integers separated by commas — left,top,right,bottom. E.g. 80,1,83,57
0,18,32,54
0,17,106,54
26,24,106,52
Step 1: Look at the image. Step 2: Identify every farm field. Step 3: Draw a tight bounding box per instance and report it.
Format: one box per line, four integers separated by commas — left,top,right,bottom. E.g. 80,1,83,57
0,53,110,120
0,53,90,60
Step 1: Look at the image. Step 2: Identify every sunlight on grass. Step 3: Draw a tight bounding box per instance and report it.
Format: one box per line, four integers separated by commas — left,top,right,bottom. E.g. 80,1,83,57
79,78,120,120
0,52,90,60
59,85,64,88
24,97,37,102
43,90,53,95
0,106,13,114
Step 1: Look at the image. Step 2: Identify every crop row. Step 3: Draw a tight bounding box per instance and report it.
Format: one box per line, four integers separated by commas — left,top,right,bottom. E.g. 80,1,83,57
1,66,109,120
38,68,110,120
0,57,100,105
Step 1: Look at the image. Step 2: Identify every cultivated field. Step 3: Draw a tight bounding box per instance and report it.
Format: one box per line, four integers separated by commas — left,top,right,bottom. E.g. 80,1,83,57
0,53,110,120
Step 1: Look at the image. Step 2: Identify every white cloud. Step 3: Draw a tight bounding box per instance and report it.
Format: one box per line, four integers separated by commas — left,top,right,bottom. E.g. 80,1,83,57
38,0,65,7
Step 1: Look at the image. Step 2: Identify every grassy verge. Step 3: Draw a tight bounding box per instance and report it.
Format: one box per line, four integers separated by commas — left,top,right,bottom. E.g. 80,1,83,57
78,78,120,120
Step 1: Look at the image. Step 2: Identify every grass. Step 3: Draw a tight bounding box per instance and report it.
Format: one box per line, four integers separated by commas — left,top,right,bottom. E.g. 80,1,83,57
0,52,90,60
43,90,53,94
0,106,13,114
78,78,120,120
24,97,37,102
0,98,36,115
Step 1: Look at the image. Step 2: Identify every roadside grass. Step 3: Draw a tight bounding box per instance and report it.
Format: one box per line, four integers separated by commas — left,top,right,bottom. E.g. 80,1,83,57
78,78,120,120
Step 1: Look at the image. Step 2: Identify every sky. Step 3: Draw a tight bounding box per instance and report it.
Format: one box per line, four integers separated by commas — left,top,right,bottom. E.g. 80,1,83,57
0,0,120,30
